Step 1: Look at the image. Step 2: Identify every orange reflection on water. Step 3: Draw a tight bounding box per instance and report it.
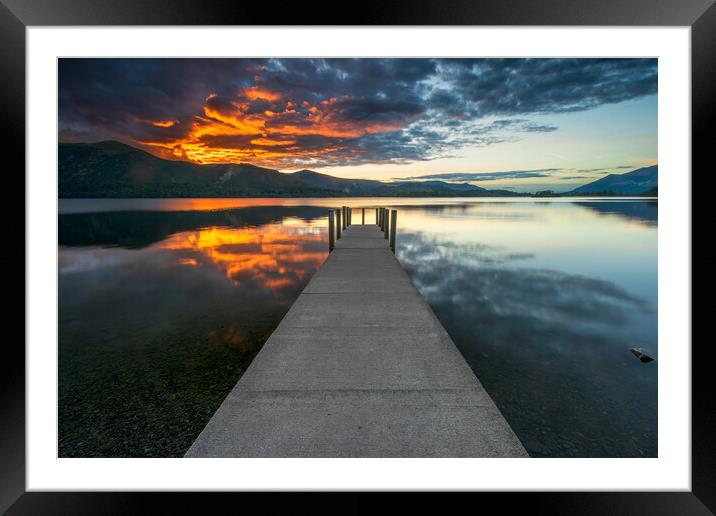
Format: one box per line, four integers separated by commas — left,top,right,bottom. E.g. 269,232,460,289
159,222,327,291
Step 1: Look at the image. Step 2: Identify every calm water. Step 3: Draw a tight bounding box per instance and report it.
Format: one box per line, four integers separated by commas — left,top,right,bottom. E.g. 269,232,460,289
58,198,657,457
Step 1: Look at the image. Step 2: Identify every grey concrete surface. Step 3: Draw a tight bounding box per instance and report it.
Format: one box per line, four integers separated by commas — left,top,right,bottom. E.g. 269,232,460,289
186,223,528,457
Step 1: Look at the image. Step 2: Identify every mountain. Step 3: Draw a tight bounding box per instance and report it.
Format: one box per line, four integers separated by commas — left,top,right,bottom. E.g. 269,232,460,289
567,165,658,195
292,169,384,194
374,181,512,197
59,140,520,198
59,141,329,198
404,180,485,192
291,170,508,197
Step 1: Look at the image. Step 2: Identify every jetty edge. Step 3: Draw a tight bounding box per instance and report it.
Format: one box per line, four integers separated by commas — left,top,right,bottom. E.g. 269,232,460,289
186,211,527,457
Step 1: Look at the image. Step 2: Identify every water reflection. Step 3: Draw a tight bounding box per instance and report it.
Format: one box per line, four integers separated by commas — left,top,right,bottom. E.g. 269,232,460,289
576,200,657,226
58,199,657,458
396,207,657,457
58,205,328,248
158,224,325,289
58,206,328,457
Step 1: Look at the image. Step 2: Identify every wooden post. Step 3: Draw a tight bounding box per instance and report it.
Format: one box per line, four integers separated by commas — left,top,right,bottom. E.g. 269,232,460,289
342,206,347,230
375,208,379,226
390,209,397,252
379,208,383,231
328,210,335,251
336,208,342,239
384,208,389,239
362,208,365,225
348,207,352,226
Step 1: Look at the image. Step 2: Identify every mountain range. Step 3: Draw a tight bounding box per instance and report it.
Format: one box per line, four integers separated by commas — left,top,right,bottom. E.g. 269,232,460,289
566,165,658,196
58,141,657,198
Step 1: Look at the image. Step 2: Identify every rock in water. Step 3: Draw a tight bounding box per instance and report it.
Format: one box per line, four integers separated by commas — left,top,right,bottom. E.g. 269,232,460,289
629,348,655,362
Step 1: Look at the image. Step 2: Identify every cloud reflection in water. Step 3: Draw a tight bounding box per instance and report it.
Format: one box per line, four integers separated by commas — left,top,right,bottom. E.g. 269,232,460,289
58,208,328,457
397,231,657,458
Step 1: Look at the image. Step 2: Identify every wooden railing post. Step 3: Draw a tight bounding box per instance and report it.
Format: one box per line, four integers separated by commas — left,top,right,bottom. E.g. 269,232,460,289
375,208,379,226
362,208,365,225
328,209,335,251
384,208,389,239
336,208,342,239
390,209,397,252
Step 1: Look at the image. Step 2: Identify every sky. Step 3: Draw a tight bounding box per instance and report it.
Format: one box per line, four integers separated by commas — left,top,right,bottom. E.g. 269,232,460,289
58,58,657,192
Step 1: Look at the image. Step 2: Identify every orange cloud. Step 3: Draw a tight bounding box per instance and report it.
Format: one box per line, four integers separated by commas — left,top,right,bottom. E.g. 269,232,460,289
241,86,282,102
133,117,177,128
251,137,297,147
151,119,177,127
136,80,419,167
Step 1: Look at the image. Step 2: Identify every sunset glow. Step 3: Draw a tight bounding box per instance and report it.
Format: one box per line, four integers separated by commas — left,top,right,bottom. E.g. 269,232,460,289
59,58,658,190
160,223,326,290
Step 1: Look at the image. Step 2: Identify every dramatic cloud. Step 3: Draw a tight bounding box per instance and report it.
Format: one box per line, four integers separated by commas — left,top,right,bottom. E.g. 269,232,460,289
59,58,657,168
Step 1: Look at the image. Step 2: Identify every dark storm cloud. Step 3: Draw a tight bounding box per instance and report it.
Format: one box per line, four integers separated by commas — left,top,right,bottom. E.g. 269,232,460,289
433,58,657,117
58,58,657,167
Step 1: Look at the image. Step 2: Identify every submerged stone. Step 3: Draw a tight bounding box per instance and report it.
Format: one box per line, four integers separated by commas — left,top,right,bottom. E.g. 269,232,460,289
629,348,655,363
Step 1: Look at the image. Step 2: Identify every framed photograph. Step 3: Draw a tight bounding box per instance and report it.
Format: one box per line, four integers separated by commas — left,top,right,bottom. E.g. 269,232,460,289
6,0,710,513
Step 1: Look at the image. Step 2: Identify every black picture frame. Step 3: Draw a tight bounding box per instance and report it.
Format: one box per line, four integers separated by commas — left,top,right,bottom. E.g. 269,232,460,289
4,0,710,513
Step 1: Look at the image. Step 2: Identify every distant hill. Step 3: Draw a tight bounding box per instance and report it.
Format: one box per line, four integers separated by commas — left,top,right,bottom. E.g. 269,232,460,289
567,165,658,196
59,141,521,198
374,181,516,197
402,180,485,192
59,141,328,198
292,170,501,196
292,169,383,194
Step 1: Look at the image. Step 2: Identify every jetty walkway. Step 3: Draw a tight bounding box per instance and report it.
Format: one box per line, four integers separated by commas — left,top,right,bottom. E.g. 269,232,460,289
186,208,527,457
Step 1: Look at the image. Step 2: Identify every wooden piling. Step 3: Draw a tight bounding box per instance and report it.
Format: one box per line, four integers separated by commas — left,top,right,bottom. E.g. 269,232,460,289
375,208,379,226
336,208,342,239
362,208,365,225
390,209,397,252
328,210,335,251
384,208,389,239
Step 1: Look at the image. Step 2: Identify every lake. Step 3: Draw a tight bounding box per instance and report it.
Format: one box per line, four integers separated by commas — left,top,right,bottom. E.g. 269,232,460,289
58,197,657,457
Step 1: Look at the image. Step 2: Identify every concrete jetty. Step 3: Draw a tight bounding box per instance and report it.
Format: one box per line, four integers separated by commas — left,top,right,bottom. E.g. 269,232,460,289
186,216,527,457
